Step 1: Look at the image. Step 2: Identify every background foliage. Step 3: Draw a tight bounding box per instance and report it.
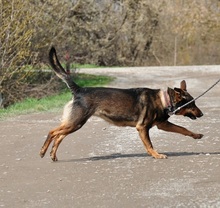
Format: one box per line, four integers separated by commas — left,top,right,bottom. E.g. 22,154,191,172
1,0,220,107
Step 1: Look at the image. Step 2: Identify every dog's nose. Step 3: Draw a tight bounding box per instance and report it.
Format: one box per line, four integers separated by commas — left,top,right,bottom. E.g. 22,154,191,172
198,112,203,117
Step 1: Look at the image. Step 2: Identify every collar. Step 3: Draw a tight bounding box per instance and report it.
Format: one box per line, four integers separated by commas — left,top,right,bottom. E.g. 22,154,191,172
162,90,171,109
160,90,175,116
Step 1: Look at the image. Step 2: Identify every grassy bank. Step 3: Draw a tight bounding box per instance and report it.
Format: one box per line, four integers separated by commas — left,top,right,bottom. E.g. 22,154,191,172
0,73,114,118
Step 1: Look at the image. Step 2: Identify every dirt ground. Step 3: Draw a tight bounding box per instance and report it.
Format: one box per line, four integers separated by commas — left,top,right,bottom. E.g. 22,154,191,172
0,66,220,208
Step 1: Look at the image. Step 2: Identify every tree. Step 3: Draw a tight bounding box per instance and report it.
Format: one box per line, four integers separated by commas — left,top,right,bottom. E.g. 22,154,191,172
0,0,35,107
145,0,220,66
51,0,159,66
173,0,220,65
0,0,69,107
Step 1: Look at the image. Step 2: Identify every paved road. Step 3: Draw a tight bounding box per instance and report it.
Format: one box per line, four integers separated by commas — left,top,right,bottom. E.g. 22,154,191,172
0,66,220,208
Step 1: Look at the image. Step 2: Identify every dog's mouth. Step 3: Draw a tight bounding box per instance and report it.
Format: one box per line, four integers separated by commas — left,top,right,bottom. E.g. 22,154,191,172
184,113,197,120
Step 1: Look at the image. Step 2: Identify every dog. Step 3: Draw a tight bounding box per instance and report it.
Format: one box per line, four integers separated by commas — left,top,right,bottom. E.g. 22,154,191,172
40,47,204,161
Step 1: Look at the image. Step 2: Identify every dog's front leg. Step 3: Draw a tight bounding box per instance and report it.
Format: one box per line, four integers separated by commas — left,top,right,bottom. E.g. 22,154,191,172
157,121,203,139
136,124,167,159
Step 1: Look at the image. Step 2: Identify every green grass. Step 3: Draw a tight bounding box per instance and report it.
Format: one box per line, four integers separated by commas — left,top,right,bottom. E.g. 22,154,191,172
0,93,72,118
0,73,114,118
74,73,113,86
70,63,100,69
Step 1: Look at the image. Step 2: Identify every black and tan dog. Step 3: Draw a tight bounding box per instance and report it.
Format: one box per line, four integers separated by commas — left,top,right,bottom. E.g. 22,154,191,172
40,47,203,161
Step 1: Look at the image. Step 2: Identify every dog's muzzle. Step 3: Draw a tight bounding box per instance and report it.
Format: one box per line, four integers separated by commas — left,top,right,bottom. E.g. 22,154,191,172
185,111,203,120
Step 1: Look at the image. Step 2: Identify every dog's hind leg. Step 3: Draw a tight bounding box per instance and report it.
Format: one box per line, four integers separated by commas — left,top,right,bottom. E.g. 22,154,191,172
40,101,93,161
49,122,85,161
39,124,74,160
39,127,60,159
40,119,88,161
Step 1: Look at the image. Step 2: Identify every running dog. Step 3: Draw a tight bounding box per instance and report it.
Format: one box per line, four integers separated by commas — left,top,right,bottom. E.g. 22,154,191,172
40,47,203,161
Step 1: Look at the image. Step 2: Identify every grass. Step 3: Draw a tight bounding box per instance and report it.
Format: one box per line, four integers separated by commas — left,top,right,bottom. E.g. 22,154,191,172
70,63,100,69
0,73,114,118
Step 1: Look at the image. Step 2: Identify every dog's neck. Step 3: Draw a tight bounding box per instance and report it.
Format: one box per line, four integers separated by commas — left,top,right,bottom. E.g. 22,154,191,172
160,90,171,109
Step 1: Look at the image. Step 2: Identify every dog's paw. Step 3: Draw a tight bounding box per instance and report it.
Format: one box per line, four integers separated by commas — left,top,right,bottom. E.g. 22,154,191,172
51,157,58,162
148,149,168,159
50,153,58,162
193,134,204,139
39,150,45,158
153,153,168,159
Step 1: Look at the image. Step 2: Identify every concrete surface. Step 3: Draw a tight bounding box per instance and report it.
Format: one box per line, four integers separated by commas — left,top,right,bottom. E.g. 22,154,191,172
0,66,220,208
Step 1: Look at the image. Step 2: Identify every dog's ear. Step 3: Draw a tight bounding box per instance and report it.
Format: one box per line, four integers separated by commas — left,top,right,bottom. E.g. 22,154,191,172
168,87,182,103
180,80,187,91
174,87,187,100
173,88,182,102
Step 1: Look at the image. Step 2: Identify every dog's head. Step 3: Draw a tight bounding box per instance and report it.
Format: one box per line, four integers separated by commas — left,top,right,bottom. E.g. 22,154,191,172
168,80,203,120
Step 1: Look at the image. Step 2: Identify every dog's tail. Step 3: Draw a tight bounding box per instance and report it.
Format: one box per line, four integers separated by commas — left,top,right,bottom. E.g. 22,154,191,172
49,47,80,95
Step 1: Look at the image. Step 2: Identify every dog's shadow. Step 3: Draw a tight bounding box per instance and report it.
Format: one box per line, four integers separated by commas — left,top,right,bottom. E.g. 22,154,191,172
61,151,220,163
